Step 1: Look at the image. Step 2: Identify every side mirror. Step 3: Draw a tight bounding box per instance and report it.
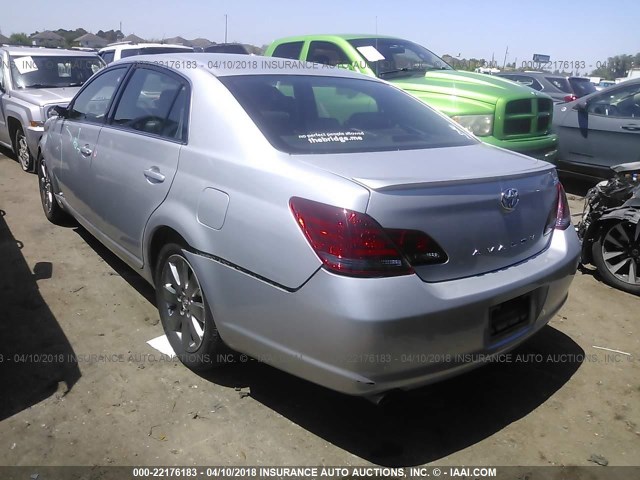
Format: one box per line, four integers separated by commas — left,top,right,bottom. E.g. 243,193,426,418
53,105,69,118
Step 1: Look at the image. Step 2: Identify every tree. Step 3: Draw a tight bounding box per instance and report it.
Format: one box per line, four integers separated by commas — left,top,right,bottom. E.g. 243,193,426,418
9,33,30,45
590,53,639,80
55,28,88,48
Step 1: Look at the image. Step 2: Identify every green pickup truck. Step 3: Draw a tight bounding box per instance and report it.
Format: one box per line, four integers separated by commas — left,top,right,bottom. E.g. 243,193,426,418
264,35,558,160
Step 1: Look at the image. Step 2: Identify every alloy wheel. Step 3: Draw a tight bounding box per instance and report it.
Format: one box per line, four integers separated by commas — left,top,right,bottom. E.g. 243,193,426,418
39,158,54,214
600,221,640,286
17,132,31,171
159,254,206,352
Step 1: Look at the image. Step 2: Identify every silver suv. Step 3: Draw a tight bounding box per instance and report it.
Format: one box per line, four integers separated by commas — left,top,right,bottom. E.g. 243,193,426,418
0,46,104,172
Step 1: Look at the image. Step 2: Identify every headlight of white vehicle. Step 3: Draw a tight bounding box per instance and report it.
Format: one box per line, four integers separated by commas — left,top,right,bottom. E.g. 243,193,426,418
44,105,62,119
451,114,494,137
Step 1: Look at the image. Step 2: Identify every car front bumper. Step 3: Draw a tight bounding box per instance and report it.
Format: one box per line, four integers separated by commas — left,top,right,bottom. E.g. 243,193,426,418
25,124,44,157
185,227,580,396
482,134,558,161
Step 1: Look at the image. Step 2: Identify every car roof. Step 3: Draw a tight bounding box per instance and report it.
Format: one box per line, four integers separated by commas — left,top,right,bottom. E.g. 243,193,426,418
113,53,380,80
1,46,99,56
271,34,407,43
99,43,193,52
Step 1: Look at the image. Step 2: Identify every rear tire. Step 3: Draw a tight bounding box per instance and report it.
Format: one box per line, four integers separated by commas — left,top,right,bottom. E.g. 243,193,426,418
37,154,70,225
154,243,226,370
14,126,34,172
592,220,640,296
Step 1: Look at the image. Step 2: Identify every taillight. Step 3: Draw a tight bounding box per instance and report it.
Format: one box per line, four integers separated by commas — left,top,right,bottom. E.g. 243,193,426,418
563,94,578,102
544,183,571,235
290,197,446,278
385,229,448,266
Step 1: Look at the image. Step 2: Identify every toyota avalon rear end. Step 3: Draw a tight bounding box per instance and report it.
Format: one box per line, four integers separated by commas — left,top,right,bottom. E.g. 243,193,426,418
41,55,580,398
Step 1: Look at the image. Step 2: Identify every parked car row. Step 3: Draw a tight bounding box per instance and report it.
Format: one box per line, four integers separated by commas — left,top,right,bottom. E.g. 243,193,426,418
495,71,596,103
5,30,632,399
32,49,581,400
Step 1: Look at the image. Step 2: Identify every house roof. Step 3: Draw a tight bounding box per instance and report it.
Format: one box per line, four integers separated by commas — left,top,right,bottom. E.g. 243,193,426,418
31,30,64,40
189,38,214,48
164,36,190,46
0,33,10,44
74,33,108,45
122,34,145,43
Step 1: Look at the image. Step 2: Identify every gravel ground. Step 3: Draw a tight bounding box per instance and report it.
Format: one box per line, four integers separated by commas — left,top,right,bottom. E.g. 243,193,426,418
0,151,638,467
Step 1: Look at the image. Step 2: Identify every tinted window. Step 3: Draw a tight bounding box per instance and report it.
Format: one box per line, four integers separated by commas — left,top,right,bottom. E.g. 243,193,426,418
9,55,103,89
348,38,452,78
308,41,349,66
220,75,475,154
587,82,640,118
101,51,115,64
504,75,543,91
120,47,193,58
205,44,249,54
544,77,572,93
569,77,596,97
112,67,188,140
68,67,126,123
271,42,304,60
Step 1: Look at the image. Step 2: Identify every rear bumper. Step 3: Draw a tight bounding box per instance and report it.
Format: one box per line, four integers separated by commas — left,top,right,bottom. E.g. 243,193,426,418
482,134,558,161
185,227,580,396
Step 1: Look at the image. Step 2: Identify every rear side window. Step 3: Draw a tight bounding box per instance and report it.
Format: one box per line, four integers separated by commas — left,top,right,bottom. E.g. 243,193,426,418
569,78,596,97
121,47,193,58
112,67,188,141
68,67,127,123
220,74,475,154
307,41,349,66
100,51,115,64
545,77,572,93
271,42,304,60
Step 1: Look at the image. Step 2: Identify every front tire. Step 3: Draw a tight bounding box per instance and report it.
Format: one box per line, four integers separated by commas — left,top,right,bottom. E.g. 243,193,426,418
37,154,70,225
155,243,226,370
14,126,34,172
592,220,640,296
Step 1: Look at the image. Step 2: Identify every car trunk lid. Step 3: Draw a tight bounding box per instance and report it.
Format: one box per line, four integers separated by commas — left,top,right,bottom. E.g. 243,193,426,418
298,144,559,282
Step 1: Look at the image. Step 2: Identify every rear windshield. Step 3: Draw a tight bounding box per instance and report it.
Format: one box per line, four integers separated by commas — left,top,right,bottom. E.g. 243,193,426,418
219,75,476,154
121,47,193,58
544,77,572,93
9,55,103,89
569,77,596,97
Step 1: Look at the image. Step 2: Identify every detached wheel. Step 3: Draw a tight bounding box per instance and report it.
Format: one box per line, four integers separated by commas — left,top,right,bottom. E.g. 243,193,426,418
155,243,225,370
14,126,34,172
37,154,70,225
592,220,640,295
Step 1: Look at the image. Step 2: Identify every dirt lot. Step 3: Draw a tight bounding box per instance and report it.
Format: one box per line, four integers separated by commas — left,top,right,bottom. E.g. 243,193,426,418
0,150,638,467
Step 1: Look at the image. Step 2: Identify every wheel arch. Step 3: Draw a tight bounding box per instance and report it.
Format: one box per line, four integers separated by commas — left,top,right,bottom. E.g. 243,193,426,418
147,226,190,284
7,116,23,149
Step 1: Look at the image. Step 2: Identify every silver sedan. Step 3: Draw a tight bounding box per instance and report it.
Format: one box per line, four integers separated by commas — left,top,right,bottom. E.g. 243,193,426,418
38,54,580,398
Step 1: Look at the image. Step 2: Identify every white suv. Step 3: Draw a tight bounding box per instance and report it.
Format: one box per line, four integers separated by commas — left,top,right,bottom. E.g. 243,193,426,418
98,42,193,64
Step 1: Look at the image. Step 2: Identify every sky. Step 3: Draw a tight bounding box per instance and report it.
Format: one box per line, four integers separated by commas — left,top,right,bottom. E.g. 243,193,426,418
3,0,639,72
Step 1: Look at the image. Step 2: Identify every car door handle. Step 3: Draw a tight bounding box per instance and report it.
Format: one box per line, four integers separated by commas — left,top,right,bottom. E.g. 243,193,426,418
144,167,165,183
79,145,92,157
621,124,640,131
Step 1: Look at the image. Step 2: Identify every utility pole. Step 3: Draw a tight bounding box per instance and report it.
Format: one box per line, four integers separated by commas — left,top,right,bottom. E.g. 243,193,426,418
224,14,228,43
375,16,378,35
502,46,509,70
